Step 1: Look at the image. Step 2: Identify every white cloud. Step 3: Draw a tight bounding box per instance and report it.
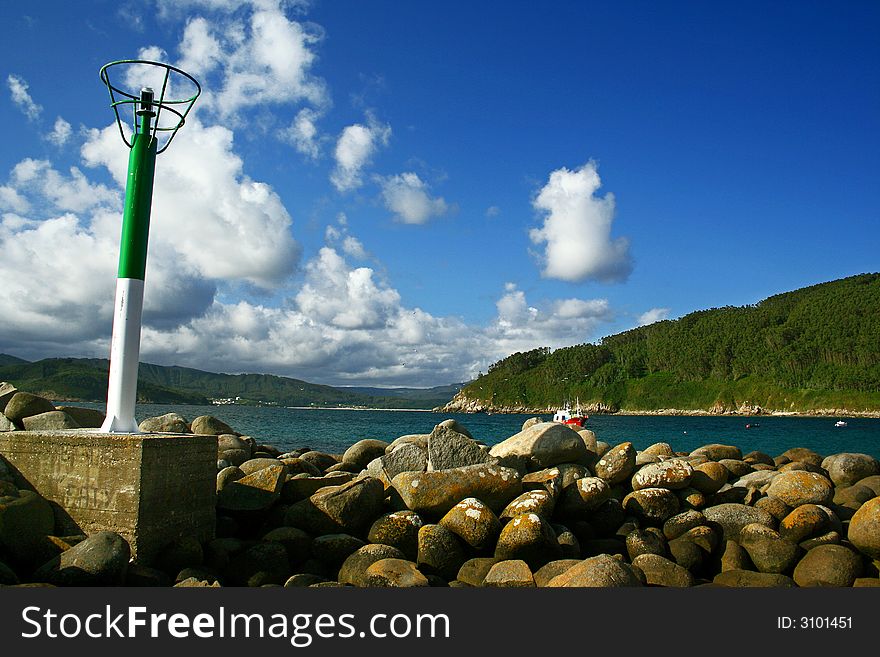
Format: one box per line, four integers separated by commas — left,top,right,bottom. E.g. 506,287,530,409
485,205,501,218
11,159,118,213
81,118,300,287
330,115,391,191
45,117,73,147
7,75,42,121
637,307,670,326
380,172,448,224
280,107,322,159
530,161,633,283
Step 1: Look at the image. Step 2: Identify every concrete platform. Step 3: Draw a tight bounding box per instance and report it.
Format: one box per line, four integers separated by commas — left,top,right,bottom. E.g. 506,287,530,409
0,430,217,564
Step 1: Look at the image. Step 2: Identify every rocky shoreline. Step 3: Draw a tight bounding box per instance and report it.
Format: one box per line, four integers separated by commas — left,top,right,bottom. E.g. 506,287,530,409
435,391,880,418
1,384,879,588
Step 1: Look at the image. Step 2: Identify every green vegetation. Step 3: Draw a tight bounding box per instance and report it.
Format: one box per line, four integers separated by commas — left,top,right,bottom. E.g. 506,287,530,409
464,273,880,413
0,358,460,409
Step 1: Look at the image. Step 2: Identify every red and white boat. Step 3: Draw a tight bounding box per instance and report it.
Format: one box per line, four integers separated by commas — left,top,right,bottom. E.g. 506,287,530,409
553,398,588,428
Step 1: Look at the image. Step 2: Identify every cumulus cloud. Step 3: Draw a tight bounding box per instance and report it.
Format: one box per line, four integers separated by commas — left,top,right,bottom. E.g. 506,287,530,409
637,307,670,326
7,75,42,121
280,107,323,159
380,172,448,224
45,117,73,147
330,114,391,191
530,161,633,283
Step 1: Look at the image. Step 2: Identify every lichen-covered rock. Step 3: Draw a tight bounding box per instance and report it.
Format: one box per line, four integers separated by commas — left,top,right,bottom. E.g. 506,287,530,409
766,471,834,507
364,558,429,587
191,415,237,436
281,472,355,502
139,412,190,433
21,410,79,431
439,498,500,549
339,544,406,587
546,554,643,587
822,453,880,488
632,553,694,587
342,439,389,471
417,524,467,581
311,534,366,567
558,476,611,519
720,540,753,572
625,528,667,561
739,523,801,574
3,392,54,424
456,557,500,587
494,513,561,570
594,442,637,485
427,425,492,471
217,464,286,513
533,559,582,587
34,531,130,586
778,504,829,543
690,461,729,494
298,451,339,472
847,497,880,559
501,489,555,520
284,477,384,536
691,444,742,462
754,496,792,522
631,459,693,491
367,511,424,560
793,544,863,587
713,570,796,587
483,559,535,587
663,510,706,540
622,487,680,523
642,442,675,458
239,458,286,476
489,422,588,471
391,463,522,516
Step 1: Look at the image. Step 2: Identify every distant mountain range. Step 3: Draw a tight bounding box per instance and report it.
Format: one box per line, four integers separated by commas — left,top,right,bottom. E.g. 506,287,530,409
0,356,464,409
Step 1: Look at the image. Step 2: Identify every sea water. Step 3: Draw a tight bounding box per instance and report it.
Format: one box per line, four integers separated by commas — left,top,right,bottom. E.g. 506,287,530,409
72,402,880,459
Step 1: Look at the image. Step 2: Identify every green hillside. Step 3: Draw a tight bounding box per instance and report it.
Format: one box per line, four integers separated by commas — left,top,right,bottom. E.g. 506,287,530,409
451,273,880,414
0,358,455,409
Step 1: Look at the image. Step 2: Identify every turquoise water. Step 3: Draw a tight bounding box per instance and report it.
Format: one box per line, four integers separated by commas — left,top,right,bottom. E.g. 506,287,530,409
75,402,880,459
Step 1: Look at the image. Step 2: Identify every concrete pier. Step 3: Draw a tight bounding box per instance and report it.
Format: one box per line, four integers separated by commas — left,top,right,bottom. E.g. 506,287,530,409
0,430,216,564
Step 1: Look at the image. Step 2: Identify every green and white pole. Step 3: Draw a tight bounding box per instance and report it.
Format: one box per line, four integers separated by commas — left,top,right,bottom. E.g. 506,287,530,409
101,88,157,433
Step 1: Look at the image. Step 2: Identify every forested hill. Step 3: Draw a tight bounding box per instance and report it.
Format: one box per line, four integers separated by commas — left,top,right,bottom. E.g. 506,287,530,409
443,273,880,415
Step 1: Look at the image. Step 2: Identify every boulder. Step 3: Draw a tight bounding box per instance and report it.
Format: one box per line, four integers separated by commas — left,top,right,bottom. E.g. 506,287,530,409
713,570,796,587
364,558,429,587
552,523,581,559
391,463,522,516
367,511,424,560
494,513,561,570
501,489,555,520
3,392,54,424
833,484,876,516
778,504,829,543
427,425,492,471
284,477,385,536
793,544,863,587
766,471,834,507
739,523,801,574
191,415,237,436
690,462,729,494
56,406,105,428
754,496,792,522
855,475,880,496
847,497,880,559
435,419,474,439
299,451,340,472
262,527,313,565
0,413,15,432
21,411,81,431
625,528,667,561
631,460,693,491
371,443,428,481
483,559,535,587
558,476,611,519
632,553,694,587
417,524,467,581
489,422,588,471
691,444,742,462
0,382,18,413
138,412,190,433
217,466,245,493
227,542,290,586
642,442,675,458
733,470,779,490
822,453,880,488
702,503,775,542
622,487,680,523
456,557,501,587
594,442,637,485
281,473,355,502
533,559,582,587
338,544,406,587
720,540,753,572
155,536,204,575
522,417,543,432
546,554,643,587
342,439,389,471
239,458,286,476
438,498,500,550
718,459,752,479
663,510,706,540
781,448,823,467
311,534,366,567
284,574,329,587
34,531,130,586
0,489,56,568
217,464,286,513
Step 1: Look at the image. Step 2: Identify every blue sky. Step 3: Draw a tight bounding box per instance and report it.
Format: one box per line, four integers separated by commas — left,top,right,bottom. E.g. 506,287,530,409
1,0,878,386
